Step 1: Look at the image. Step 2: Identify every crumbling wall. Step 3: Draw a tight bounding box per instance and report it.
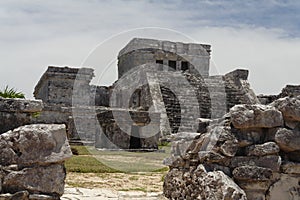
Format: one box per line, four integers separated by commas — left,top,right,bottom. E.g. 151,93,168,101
259,85,300,105
34,66,94,106
163,96,300,200
0,97,43,134
224,69,260,108
96,108,161,149
92,85,110,107
0,124,72,200
278,85,300,98
32,66,112,143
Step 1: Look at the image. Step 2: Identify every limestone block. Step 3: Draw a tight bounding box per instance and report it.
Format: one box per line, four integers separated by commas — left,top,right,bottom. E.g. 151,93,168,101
198,151,231,166
163,165,247,200
271,96,300,122
274,128,300,152
237,180,271,191
0,97,43,113
281,162,300,174
0,191,29,200
266,174,300,200
2,164,65,196
29,194,58,200
244,191,266,200
203,163,231,176
195,169,247,200
233,166,273,181
284,120,300,130
230,155,281,171
0,98,43,134
220,140,239,157
245,142,280,156
171,140,194,157
230,104,283,129
234,128,264,147
0,124,72,166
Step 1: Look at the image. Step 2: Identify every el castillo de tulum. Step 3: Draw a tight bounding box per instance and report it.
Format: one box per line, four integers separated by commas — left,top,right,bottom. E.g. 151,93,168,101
0,38,300,200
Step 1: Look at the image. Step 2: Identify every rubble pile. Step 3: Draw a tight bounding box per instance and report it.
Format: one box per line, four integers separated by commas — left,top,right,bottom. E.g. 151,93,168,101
0,124,72,200
164,96,300,200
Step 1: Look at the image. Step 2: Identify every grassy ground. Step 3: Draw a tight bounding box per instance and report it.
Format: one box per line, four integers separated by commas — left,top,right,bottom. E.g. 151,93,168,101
65,145,170,173
64,145,170,191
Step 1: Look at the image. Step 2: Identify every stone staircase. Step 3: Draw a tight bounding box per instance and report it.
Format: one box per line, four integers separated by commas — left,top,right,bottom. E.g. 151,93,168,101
203,75,227,119
146,71,201,134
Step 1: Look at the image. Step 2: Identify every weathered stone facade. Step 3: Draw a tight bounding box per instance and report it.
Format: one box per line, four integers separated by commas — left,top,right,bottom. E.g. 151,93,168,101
163,96,300,200
34,66,94,106
96,108,160,149
30,38,260,149
0,97,43,134
0,124,72,200
0,38,275,151
118,38,211,78
258,84,300,105
1,37,300,199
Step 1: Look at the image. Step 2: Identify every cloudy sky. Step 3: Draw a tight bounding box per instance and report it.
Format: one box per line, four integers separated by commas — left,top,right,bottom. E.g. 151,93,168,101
1,0,300,99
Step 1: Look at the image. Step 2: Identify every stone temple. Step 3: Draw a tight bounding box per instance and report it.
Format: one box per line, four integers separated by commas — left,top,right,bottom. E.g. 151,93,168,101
0,38,276,149
1,38,300,200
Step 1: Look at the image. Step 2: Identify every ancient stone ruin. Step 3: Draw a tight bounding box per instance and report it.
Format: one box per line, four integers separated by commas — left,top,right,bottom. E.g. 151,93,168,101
30,38,259,149
0,124,72,199
163,96,300,199
0,37,299,199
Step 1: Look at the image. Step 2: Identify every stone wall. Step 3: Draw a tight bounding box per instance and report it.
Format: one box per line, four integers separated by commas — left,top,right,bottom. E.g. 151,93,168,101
278,85,300,98
0,97,43,134
118,38,211,78
0,124,72,200
224,69,260,108
163,96,300,200
92,85,110,107
258,85,300,105
96,108,161,149
34,66,94,106
113,64,259,137
32,66,113,143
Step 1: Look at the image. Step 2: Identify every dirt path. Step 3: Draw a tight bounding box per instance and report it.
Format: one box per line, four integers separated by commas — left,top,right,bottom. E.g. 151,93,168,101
63,172,167,199
66,172,166,192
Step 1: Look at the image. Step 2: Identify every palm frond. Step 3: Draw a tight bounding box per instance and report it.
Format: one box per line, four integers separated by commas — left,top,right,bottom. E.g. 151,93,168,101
0,85,25,99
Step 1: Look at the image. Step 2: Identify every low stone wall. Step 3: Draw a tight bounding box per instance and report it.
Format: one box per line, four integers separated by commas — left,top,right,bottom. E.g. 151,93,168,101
33,103,71,125
0,124,72,200
258,84,300,105
0,97,43,134
96,108,161,149
163,96,300,200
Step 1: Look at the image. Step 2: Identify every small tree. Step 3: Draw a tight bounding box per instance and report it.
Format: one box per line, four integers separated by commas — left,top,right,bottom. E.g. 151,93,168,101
0,85,25,99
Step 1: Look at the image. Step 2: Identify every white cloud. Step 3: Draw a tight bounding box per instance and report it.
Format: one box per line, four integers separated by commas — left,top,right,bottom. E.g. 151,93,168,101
190,27,300,95
0,1,299,98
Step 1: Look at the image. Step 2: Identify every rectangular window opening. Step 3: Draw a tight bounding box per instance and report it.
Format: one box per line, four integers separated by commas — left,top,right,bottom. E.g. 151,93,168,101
181,61,189,71
156,60,163,64
168,60,176,70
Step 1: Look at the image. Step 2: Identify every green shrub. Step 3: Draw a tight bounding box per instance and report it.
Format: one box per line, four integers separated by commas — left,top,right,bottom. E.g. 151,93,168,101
0,85,25,99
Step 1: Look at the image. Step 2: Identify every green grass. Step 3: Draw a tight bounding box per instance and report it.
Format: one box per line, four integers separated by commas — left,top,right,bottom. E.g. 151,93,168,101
71,145,92,155
158,141,171,149
152,167,169,173
65,155,120,173
66,145,171,173
128,176,139,181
